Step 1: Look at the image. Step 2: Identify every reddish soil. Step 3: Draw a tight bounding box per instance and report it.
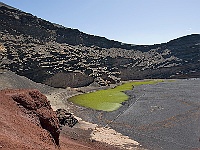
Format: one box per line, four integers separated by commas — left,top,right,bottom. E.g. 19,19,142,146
0,89,119,150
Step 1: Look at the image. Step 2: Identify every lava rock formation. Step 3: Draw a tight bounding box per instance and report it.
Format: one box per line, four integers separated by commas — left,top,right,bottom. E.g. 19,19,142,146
0,2,200,88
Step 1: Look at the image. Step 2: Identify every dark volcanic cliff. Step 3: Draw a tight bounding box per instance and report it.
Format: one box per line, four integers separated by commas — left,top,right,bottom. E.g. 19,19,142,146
0,2,134,49
0,2,200,88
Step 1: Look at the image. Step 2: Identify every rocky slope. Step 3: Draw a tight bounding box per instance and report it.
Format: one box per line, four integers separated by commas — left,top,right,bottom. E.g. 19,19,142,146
0,70,55,93
0,89,60,149
0,2,200,88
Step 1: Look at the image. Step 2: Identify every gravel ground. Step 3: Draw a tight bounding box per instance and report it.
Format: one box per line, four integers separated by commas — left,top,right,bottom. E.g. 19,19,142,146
108,78,200,150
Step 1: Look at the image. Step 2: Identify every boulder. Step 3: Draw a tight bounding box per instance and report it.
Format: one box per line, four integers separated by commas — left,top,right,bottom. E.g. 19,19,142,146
56,108,78,128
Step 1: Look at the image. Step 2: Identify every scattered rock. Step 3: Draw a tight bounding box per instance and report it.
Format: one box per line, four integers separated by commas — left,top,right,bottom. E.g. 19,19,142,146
56,108,78,128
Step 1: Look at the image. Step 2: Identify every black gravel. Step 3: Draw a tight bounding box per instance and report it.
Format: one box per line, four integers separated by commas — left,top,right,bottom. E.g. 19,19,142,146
67,78,200,150
109,78,200,150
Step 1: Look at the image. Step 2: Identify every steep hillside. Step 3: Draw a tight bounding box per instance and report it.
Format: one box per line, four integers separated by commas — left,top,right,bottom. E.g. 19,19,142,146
0,2,200,88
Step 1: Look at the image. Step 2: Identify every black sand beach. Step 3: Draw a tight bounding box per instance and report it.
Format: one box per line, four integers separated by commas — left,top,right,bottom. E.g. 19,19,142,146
71,79,200,150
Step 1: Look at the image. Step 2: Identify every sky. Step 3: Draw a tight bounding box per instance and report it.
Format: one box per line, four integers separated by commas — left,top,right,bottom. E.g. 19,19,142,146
1,0,200,45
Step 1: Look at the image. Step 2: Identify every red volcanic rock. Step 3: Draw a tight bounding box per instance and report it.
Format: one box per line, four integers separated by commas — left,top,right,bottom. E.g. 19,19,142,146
0,89,60,149
11,90,60,145
0,89,119,150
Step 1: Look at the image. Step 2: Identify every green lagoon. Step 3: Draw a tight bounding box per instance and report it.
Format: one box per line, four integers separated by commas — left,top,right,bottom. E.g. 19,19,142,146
69,80,163,111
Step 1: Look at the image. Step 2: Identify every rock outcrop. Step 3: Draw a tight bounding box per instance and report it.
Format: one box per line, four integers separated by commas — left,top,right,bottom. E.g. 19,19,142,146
56,109,78,128
0,2,200,88
0,89,60,149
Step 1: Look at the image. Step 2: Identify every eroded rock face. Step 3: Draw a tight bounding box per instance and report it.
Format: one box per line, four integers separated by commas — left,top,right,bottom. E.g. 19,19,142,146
0,89,60,148
44,72,94,88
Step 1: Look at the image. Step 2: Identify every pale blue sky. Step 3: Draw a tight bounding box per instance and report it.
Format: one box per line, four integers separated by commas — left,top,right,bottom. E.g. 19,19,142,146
1,0,199,45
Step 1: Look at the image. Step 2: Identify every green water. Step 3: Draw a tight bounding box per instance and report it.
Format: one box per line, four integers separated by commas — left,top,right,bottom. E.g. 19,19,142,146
69,80,163,111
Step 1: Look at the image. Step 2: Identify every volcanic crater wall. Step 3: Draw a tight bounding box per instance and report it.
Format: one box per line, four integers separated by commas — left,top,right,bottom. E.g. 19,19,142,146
0,3,200,88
